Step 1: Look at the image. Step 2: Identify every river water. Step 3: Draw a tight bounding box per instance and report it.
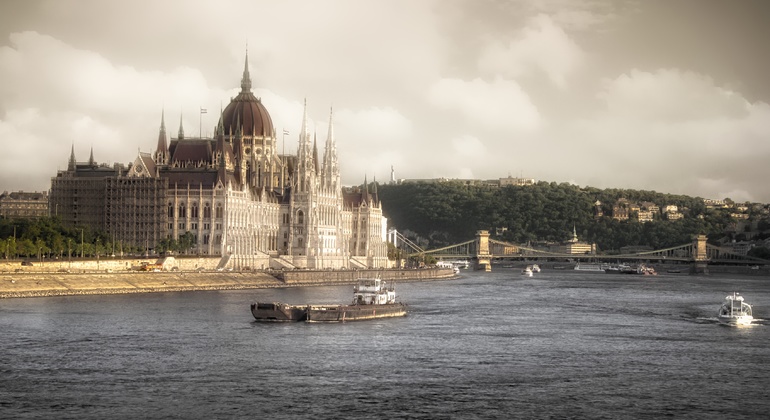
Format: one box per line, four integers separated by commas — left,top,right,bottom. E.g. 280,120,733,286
2,269,769,419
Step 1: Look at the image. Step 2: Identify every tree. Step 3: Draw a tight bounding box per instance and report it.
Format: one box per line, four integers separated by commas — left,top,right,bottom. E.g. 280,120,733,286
177,232,196,254
747,246,770,260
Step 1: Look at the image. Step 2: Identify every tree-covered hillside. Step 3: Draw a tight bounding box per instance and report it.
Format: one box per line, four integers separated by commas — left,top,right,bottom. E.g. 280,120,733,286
377,181,747,252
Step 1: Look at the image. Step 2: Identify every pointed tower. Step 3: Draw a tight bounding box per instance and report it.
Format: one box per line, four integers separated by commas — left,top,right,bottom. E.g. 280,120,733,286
321,107,340,191
241,48,252,93
312,132,319,175
88,147,95,166
295,98,316,192
68,143,77,171
178,113,185,140
154,110,170,165
362,175,370,205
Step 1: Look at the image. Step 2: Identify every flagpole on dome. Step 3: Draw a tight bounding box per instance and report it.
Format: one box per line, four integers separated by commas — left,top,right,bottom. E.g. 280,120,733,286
200,107,208,138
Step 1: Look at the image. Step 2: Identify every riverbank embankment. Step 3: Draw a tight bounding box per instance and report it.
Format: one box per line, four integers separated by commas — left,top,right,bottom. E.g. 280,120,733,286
0,267,457,299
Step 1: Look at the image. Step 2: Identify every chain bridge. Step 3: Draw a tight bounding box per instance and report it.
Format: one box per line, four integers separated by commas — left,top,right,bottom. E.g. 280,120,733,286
392,230,768,274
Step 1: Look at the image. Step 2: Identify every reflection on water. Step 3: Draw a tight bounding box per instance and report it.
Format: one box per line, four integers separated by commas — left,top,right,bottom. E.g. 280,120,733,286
1,269,769,419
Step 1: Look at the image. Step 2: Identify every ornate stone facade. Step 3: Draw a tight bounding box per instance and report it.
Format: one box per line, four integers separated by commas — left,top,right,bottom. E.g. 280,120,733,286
50,53,389,269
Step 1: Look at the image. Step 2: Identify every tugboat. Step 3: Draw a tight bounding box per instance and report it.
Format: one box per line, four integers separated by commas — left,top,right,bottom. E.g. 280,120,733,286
717,292,753,326
250,277,407,323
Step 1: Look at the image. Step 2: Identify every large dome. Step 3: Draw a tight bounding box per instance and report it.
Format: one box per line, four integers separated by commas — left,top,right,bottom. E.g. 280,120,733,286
220,53,274,138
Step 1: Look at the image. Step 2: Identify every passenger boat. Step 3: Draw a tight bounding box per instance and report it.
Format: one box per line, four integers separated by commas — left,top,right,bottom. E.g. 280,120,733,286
574,263,606,271
250,277,407,323
605,264,657,275
717,293,753,326
436,261,460,274
521,266,533,277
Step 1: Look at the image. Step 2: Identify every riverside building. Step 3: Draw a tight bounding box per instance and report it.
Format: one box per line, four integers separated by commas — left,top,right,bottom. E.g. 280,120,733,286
50,53,388,270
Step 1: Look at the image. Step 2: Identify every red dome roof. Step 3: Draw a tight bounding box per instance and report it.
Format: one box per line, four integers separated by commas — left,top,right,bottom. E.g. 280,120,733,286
221,91,274,137
220,52,274,138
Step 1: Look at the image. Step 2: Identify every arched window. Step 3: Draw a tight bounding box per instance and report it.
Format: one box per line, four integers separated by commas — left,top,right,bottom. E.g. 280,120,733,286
215,203,223,219
203,203,211,219
297,210,304,225
179,203,186,218
191,203,199,218
167,203,174,218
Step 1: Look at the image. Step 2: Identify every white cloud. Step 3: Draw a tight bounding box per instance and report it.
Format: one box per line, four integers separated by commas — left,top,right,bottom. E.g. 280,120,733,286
477,14,583,88
598,69,750,121
428,77,541,131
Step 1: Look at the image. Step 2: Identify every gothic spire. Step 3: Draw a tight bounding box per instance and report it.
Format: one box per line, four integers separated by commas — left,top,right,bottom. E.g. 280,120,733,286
88,146,95,166
240,48,252,93
178,112,184,139
362,175,370,204
322,107,340,189
313,131,319,174
158,110,168,148
68,143,76,171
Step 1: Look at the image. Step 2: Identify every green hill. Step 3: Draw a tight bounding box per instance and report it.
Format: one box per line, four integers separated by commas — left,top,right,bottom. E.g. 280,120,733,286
377,181,757,253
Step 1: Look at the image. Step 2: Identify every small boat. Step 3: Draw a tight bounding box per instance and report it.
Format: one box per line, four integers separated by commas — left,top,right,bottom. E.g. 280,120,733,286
250,277,407,322
521,266,533,277
717,293,753,326
531,264,541,273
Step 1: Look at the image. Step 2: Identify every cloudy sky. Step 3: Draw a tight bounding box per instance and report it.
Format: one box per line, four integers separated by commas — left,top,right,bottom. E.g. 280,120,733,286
1,0,769,202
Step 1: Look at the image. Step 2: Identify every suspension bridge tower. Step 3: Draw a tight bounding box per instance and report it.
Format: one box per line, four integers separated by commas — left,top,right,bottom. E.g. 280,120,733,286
475,230,492,271
689,234,709,275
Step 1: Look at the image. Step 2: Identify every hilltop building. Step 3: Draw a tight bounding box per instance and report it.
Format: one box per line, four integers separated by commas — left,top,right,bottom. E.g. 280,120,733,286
50,52,388,269
562,226,596,254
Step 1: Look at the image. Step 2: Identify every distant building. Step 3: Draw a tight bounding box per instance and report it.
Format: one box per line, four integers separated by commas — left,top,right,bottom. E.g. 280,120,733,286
562,226,595,254
499,176,535,187
640,201,659,214
0,191,49,219
593,200,603,219
637,210,654,223
612,205,629,221
726,241,753,256
704,198,728,209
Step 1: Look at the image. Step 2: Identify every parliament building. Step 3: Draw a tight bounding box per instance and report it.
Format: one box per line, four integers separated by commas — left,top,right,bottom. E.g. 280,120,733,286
50,53,389,270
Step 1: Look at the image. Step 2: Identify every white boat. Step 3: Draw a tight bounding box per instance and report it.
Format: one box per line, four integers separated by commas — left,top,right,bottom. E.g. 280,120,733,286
450,260,470,269
531,264,541,273
521,266,533,277
717,293,753,326
573,263,606,271
436,261,460,274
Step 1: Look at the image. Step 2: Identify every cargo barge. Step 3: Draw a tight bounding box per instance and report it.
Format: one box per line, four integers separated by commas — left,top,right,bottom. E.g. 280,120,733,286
250,277,407,322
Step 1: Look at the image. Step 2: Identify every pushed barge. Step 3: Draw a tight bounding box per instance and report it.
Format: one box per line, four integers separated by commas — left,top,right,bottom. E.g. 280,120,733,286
250,277,407,322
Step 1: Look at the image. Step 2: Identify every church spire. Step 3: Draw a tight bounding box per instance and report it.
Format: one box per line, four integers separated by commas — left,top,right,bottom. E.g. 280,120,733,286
155,110,169,165
240,48,252,93
178,112,184,139
322,107,340,190
88,146,95,166
362,175,370,204
68,143,76,171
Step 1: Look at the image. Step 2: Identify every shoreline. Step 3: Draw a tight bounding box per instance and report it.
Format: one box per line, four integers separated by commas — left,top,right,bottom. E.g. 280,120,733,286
0,268,458,299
